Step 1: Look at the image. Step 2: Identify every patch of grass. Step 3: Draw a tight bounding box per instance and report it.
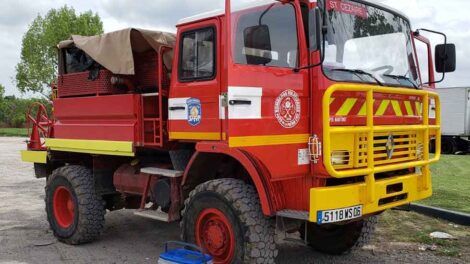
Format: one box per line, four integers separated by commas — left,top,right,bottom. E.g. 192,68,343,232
417,155,470,214
414,231,460,257
0,128,28,137
377,210,470,258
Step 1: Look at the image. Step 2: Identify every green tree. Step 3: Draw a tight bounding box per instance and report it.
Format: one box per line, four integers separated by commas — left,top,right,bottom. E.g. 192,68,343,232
0,84,5,98
15,6,103,96
0,84,5,124
0,95,51,128
353,11,396,39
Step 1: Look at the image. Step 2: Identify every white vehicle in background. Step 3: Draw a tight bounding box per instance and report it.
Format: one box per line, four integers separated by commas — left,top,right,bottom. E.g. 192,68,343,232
435,87,470,154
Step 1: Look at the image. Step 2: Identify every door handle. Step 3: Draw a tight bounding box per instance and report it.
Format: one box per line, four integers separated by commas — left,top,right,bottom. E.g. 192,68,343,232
169,106,186,111
229,100,251,106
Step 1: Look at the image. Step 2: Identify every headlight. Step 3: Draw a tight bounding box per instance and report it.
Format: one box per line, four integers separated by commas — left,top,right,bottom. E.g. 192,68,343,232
331,151,350,166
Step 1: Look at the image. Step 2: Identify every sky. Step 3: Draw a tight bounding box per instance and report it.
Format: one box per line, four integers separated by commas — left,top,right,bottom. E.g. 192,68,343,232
0,0,469,97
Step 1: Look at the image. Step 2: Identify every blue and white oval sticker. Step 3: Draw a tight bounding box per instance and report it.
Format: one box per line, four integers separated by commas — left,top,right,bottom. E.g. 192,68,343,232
187,98,202,126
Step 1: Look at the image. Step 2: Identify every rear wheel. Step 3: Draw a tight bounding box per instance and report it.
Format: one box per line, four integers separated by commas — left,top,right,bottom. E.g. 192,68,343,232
441,137,457,154
181,179,277,263
303,216,377,255
45,165,105,244
429,138,436,154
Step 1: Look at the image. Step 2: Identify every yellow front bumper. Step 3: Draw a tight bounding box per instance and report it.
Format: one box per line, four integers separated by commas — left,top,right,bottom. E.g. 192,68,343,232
309,83,440,223
309,173,432,222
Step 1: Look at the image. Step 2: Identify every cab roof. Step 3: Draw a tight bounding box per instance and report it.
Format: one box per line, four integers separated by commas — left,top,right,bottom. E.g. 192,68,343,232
177,0,410,27
177,9,224,26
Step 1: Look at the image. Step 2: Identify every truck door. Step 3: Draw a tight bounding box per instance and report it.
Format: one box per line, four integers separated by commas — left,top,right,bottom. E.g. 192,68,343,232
168,19,222,141
227,2,310,179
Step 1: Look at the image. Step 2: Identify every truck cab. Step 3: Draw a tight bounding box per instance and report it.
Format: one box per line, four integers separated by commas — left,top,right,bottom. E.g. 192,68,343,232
169,0,453,220
21,0,456,262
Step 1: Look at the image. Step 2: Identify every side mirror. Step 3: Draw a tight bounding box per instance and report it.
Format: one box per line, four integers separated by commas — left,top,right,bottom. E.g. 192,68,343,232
309,7,322,50
243,24,272,65
435,43,456,73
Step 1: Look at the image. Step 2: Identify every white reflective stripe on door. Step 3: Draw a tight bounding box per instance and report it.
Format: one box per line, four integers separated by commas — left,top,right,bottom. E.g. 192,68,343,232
227,86,262,119
168,98,189,120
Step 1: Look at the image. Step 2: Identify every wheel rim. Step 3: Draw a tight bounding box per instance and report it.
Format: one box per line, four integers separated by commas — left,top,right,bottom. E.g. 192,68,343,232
195,208,235,263
53,186,75,229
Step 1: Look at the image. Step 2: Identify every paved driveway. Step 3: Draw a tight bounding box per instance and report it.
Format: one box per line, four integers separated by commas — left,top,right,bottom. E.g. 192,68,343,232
0,137,463,263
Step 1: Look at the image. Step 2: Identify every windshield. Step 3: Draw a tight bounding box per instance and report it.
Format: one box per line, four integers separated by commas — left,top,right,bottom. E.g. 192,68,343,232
318,0,420,88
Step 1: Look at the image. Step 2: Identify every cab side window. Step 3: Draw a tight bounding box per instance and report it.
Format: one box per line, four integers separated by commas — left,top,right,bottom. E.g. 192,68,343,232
179,27,215,81
234,4,298,68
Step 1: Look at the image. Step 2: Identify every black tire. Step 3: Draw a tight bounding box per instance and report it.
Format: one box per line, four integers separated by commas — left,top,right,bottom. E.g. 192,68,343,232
45,165,105,244
429,138,436,154
441,137,457,154
303,216,377,255
181,179,277,264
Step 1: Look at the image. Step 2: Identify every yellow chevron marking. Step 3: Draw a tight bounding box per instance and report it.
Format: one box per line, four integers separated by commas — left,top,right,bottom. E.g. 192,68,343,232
415,101,422,116
336,98,357,116
358,99,375,116
391,100,403,116
358,103,366,116
375,100,390,116
404,101,414,116
330,98,335,105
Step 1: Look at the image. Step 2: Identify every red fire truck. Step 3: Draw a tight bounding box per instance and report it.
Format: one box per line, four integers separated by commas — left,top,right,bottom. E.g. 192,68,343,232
21,0,455,263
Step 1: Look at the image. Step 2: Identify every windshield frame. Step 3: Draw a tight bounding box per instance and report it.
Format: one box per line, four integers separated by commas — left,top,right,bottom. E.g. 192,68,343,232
317,0,421,89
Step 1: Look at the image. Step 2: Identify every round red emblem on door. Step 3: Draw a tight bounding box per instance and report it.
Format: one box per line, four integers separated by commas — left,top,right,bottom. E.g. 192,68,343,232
274,89,301,128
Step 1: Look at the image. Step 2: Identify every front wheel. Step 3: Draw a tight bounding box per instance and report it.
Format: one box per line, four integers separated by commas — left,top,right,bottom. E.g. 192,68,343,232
303,216,377,255
181,179,277,263
45,165,106,244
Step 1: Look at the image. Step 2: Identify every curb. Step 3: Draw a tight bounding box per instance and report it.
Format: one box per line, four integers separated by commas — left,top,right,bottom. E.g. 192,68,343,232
399,203,470,226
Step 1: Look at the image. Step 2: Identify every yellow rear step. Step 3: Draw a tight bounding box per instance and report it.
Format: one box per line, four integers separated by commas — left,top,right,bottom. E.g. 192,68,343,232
21,150,47,164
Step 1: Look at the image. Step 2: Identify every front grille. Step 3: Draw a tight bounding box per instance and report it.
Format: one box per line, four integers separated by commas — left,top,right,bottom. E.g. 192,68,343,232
355,131,419,168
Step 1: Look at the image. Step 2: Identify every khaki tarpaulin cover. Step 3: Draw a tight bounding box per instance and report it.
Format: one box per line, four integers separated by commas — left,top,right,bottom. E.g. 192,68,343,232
58,28,176,75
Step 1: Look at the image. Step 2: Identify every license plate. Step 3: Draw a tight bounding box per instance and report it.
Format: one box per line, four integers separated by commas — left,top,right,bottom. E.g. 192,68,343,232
317,205,363,224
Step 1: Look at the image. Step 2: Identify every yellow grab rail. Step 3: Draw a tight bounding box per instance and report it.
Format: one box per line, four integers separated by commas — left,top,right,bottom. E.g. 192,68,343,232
322,84,441,203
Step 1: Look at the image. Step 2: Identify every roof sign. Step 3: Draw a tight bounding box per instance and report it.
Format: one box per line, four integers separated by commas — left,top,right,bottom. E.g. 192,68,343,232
327,0,368,19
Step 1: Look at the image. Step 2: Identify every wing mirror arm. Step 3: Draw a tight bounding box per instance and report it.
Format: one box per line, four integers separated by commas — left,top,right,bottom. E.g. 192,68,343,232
415,28,456,85
294,7,327,72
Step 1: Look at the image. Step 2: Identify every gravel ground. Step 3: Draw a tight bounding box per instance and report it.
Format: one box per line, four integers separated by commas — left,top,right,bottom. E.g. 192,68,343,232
0,137,465,263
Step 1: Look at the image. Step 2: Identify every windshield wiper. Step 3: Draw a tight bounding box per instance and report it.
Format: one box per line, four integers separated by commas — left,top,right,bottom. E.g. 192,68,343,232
330,69,384,86
383,74,419,89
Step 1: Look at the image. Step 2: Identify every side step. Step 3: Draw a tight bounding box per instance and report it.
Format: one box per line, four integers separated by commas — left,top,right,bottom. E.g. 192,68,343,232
137,167,183,222
134,209,169,222
140,167,183,178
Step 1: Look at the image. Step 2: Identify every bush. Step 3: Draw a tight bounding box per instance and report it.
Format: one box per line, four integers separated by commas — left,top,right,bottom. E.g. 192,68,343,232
11,115,26,128
0,95,51,128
